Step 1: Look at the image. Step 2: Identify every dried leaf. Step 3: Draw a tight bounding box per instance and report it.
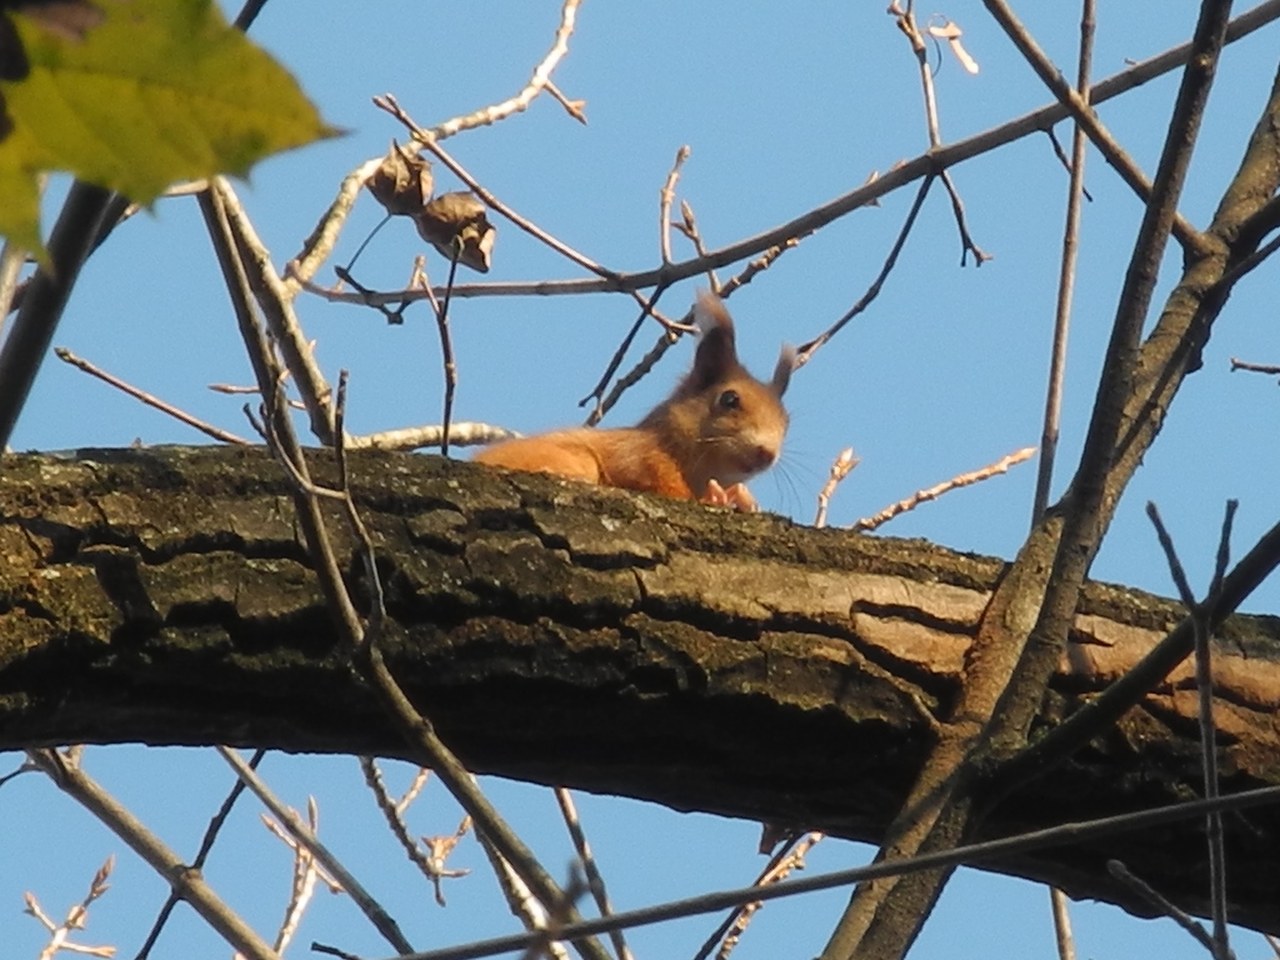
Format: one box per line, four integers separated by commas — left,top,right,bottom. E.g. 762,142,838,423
415,191,496,273
365,140,433,217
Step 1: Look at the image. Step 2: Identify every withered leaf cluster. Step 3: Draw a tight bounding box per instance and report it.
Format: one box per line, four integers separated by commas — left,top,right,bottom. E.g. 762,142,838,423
365,141,496,273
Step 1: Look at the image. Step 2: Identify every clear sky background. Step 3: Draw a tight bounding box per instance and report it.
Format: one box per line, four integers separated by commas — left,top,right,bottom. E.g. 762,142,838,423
3,2,1279,958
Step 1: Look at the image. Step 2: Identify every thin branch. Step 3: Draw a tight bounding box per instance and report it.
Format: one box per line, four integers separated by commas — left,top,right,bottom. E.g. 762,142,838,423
1146,500,1237,959
323,4,1280,308
212,177,336,444
660,146,691,265
1106,861,1217,954
697,832,826,960
359,756,471,906
377,94,618,283
579,286,669,423
554,788,632,960
26,748,280,960
285,158,384,292
795,177,933,365
814,447,859,529
217,747,413,954
381,785,1280,960
1228,357,1280,376
54,347,252,446
134,749,266,960
983,0,1209,254
1032,0,1095,523
26,856,115,960
426,0,583,141
854,446,1036,532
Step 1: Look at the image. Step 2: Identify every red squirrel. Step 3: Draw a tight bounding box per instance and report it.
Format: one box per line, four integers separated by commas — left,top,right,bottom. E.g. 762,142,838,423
474,291,794,510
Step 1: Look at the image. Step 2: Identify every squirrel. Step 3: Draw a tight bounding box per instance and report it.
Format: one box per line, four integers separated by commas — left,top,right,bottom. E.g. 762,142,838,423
474,291,795,510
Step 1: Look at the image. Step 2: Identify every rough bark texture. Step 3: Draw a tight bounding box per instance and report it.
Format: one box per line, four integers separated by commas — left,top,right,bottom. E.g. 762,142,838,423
2,446,1278,930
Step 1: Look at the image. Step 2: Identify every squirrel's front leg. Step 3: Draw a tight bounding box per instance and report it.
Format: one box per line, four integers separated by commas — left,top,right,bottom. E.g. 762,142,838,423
701,479,759,513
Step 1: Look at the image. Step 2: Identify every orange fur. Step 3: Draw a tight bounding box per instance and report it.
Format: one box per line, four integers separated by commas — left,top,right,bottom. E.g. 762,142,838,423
474,292,794,505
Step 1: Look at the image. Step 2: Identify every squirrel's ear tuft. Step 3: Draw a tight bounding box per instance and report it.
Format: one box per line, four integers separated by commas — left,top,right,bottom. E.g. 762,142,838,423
690,290,739,387
772,344,797,397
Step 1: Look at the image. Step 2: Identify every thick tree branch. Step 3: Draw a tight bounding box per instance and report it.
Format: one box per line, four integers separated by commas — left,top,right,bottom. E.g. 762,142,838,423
2,448,1280,932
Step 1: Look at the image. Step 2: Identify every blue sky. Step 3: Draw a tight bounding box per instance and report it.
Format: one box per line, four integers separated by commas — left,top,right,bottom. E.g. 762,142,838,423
4,2,1279,958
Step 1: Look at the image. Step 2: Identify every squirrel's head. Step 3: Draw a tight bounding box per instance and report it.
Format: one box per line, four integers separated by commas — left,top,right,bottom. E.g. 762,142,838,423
665,290,795,489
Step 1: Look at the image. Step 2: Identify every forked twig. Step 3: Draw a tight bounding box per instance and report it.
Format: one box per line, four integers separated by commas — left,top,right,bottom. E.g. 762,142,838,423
25,748,280,960
360,757,472,906
25,856,115,960
218,747,412,953
135,749,267,960
427,0,584,141
814,447,860,528
1145,499,1237,960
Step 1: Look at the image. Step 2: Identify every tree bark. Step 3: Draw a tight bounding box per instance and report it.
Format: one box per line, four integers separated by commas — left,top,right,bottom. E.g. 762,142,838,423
2,446,1278,931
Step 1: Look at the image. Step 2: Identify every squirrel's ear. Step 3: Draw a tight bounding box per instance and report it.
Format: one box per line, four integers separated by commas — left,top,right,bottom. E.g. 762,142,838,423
772,344,797,397
690,290,738,387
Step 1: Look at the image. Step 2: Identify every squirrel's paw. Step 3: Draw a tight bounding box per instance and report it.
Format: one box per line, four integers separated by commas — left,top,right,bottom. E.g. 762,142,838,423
702,479,759,512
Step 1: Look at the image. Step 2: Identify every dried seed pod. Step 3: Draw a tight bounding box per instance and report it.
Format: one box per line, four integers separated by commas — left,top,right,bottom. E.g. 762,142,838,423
415,191,496,273
365,140,434,217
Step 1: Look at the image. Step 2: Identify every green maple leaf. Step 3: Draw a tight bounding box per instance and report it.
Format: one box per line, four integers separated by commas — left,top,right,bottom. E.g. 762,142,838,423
0,0,337,251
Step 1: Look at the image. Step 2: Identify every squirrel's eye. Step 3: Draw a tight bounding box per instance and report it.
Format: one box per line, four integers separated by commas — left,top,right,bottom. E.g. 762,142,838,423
718,389,741,410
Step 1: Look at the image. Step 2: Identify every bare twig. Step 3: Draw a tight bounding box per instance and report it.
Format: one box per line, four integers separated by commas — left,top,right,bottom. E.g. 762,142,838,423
286,158,385,292
320,6,1280,310
1032,0,1095,523
579,286,669,422
25,856,116,960
1106,861,1217,954
359,757,471,906
701,832,826,960
377,95,617,283
983,0,1208,254
261,798,344,954
212,177,336,444
383,785,1280,960
474,833,574,960
797,177,932,365
135,749,266,960
853,445,1035,532
660,146,691,265
217,747,413,954
26,748,280,960
54,347,252,446
1145,500,1237,959
814,447,859,529
554,788,632,960
545,80,588,124
889,4,990,265
1229,357,1280,376
426,0,583,141
346,422,516,451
